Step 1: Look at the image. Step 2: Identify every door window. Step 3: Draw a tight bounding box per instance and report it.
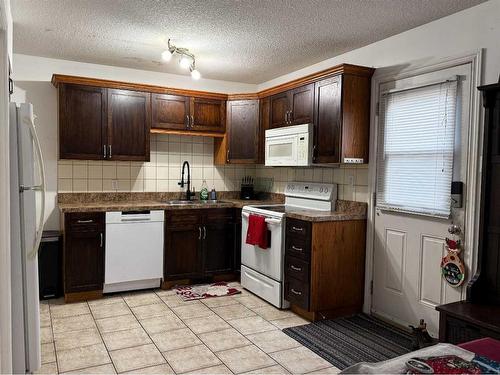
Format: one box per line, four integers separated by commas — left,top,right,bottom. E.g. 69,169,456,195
376,79,458,218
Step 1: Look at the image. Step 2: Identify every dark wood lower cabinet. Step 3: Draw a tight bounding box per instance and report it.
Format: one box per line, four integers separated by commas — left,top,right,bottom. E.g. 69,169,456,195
63,212,105,298
284,218,366,321
164,209,235,281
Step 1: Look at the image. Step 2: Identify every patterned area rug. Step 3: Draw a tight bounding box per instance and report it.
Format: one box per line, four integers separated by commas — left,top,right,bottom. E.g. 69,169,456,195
283,314,415,370
175,282,241,301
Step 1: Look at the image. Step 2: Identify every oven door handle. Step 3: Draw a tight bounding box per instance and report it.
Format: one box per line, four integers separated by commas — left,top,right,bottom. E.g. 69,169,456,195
264,218,281,225
242,212,281,225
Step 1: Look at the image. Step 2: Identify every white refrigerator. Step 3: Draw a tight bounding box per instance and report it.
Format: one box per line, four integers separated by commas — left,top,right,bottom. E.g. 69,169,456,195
9,102,45,374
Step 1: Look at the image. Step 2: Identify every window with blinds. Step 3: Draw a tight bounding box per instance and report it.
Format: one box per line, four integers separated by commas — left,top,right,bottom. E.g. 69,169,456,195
376,79,458,218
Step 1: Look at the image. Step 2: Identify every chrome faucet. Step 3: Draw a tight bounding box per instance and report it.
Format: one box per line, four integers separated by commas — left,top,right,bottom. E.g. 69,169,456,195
178,161,195,201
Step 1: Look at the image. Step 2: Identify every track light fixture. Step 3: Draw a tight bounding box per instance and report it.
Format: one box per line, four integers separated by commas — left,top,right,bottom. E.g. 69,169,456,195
161,39,201,80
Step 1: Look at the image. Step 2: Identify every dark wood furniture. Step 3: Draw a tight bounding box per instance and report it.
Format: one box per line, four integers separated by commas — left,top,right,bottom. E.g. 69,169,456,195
163,209,235,284
58,84,107,160
437,80,500,344
214,100,259,164
269,84,314,129
56,82,151,161
63,212,105,302
313,73,372,164
284,217,367,321
152,93,190,130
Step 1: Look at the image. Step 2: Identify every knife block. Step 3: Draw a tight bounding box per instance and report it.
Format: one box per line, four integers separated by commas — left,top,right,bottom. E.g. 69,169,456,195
240,184,255,200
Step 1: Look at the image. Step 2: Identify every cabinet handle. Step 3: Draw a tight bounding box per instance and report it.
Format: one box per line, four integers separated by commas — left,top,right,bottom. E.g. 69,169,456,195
100,233,103,247
103,144,107,159
226,149,230,162
290,265,302,272
291,245,303,252
313,145,317,162
77,219,93,224
292,226,304,232
290,288,302,295
203,226,206,240
198,227,202,240
108,145,112,159
190,115,194,127
186,115,190,128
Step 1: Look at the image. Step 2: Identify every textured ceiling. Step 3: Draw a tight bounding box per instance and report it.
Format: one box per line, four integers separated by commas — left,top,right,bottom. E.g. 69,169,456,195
12,0,484,84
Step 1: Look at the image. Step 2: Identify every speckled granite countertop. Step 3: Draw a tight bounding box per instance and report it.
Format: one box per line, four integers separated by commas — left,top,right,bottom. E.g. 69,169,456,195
57,192,284,213
285,200,367,222
58,192,365,222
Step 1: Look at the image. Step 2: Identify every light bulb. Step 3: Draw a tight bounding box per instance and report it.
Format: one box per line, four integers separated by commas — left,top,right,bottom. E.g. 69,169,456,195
179,55,192,69
190,69,201,80
161,50,172,62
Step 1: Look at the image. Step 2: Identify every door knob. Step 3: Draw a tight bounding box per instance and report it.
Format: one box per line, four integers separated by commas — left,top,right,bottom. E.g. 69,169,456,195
448,224,461,235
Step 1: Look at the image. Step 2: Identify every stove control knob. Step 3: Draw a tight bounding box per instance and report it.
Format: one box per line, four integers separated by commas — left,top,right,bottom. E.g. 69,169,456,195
320,187,324,193
325,188,329,193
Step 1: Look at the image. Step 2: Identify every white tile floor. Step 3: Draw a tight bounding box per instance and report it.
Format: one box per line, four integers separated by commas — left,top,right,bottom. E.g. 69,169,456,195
37,283,340,374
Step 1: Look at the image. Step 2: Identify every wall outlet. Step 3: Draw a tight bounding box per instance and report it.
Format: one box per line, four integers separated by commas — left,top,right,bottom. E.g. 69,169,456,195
112,180,118,190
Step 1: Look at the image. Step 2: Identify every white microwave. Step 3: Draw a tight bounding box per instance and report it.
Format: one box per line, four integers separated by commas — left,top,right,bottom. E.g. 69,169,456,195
265,123,313,166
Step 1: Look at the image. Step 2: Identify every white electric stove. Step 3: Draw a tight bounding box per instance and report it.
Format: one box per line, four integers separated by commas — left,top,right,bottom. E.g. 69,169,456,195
240,181,337,308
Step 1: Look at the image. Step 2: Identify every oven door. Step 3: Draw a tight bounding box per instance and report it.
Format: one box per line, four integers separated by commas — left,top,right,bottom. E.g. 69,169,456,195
240,211,284,281
265,135,298,166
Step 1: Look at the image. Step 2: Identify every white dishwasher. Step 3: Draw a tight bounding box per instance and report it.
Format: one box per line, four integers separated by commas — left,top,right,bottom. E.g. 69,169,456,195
104,210,164,293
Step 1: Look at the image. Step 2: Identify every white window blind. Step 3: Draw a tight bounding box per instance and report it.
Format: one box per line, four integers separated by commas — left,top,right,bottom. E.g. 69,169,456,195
376,79,458,218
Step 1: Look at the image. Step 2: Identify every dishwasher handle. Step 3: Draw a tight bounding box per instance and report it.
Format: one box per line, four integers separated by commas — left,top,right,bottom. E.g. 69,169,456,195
120,217,152,222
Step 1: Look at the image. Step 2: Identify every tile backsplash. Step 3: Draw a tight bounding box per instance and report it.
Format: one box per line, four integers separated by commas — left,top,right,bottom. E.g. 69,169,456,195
57,133,369,203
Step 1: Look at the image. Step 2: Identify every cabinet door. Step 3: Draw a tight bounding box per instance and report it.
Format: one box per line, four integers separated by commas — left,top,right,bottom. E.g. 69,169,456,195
164,224,202,279
152,93,189,130
227,100,259,163
258,97,270,163
314,76,342,164
107,89,151,161
269,92,289,128
64,213,104,293
290,84,314,125
191,98,226,133
203,221,235,275
59,84,107,160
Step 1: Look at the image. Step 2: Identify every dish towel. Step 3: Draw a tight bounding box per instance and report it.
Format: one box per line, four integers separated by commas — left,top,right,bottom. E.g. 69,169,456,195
246,214,268,249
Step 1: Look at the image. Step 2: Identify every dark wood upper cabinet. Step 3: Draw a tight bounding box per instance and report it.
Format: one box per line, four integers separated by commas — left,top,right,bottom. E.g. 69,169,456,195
226,100,259,163
289,84,314,125
57,83,150,161
192,98,226,133
152,93,189,130
313,73,371,164
314,76,342,163
64,212,104,294
59,84,107,160
269,91,289,129
107,89,151,161
269,84,314,129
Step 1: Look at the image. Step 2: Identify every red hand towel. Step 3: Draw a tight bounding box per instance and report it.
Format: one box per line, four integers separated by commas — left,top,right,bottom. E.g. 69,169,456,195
246,214,269,249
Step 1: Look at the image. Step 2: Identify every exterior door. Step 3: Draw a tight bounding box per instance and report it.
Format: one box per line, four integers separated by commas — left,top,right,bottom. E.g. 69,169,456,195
151,93,189,130
107,89,151,161
372,63,472,336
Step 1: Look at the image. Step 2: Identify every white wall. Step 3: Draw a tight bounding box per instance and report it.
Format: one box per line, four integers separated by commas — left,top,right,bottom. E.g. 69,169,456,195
13,54,257,94
258,0,500,90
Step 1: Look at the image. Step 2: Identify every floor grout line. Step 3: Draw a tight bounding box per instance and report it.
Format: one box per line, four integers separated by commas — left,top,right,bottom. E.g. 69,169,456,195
44,284,317,375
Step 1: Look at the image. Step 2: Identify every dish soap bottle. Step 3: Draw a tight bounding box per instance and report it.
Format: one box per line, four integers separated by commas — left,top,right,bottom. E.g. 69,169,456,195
200,180,209,201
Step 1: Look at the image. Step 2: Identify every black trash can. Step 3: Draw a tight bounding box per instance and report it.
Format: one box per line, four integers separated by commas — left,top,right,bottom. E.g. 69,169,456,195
38,230,62,300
